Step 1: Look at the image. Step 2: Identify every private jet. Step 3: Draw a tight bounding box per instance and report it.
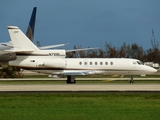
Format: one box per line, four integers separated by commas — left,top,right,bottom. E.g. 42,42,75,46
5,26,157,84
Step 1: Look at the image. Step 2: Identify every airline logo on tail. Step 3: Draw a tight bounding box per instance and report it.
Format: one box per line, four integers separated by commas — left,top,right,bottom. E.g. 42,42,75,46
26,7,37,41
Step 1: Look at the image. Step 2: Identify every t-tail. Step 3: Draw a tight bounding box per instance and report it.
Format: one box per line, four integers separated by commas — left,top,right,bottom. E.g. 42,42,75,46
8,26,39,52
26,7,37,41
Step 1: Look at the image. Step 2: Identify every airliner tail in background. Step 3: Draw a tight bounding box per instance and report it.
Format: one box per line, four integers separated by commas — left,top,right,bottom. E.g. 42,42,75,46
26,7,37,41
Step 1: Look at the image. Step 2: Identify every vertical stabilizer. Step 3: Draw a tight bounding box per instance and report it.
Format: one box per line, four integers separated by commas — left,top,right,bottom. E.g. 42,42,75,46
8,26,39,51
26,7,37,41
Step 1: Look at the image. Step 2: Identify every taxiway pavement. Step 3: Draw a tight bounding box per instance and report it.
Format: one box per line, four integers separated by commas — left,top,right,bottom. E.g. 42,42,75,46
0,77,160,93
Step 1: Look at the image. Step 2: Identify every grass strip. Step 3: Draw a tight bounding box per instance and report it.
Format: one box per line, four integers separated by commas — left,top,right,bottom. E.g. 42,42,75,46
0,94,160,120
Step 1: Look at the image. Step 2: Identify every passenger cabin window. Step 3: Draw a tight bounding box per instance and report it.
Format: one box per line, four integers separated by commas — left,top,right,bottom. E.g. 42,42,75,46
78,61,117,66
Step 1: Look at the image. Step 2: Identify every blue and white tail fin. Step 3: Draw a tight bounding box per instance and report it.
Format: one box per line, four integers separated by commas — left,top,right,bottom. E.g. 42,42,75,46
7,26,39,52
26,7,37,41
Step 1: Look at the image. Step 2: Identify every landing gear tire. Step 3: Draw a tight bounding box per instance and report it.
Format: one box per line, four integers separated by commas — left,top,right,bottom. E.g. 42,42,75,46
66,76,76,84
130,80,134,84
130,75,134,84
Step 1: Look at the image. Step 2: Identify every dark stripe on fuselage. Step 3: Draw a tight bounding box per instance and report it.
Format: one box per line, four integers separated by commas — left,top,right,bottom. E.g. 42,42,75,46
16,53,49,56
15,52,48,56
21,67,64,70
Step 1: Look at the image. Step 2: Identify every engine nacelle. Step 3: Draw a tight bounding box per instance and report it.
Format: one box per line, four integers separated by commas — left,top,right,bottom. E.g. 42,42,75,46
44,59,66,68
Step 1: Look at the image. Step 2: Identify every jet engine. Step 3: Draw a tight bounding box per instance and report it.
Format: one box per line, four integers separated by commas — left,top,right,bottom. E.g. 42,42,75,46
44,59,66,68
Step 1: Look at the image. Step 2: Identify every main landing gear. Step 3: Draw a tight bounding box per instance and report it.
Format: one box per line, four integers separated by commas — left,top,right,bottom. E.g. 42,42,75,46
130,75,134,84
66,76,76,84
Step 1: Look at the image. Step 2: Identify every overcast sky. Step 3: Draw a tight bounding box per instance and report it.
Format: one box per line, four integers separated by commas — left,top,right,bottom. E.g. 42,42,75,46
0,0,160,50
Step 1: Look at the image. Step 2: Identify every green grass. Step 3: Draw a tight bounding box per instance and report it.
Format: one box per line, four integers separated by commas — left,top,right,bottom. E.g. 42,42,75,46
0,94,160,120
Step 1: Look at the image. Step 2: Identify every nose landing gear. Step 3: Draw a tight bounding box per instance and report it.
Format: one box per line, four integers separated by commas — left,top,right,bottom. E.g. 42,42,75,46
130,75,134,84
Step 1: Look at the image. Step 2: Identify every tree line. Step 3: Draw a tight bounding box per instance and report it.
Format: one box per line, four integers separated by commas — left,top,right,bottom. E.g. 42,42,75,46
67,30,160,64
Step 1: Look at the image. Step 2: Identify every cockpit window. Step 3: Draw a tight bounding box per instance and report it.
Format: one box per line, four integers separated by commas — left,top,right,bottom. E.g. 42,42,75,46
133,61,144,65
137,61,141,65
140,61,144,65
137,61,144,65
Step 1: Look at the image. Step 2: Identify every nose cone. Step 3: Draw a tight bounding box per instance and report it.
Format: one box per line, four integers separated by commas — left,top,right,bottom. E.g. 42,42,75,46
147,67,157,74
153,68,158,72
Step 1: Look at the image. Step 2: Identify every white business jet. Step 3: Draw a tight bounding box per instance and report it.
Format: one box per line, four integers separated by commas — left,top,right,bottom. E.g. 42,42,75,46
6,26,157,84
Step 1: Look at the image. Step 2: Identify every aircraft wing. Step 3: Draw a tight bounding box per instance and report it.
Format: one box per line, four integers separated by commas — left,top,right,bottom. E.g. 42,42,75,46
64,70,96,75
39,43,69,50
66,47,99,52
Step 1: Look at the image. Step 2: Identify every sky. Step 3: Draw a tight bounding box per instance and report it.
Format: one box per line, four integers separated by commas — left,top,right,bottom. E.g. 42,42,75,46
0,0,160,50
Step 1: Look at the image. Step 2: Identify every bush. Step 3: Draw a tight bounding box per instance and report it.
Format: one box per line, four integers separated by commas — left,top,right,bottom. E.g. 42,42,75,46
0,65,24,78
